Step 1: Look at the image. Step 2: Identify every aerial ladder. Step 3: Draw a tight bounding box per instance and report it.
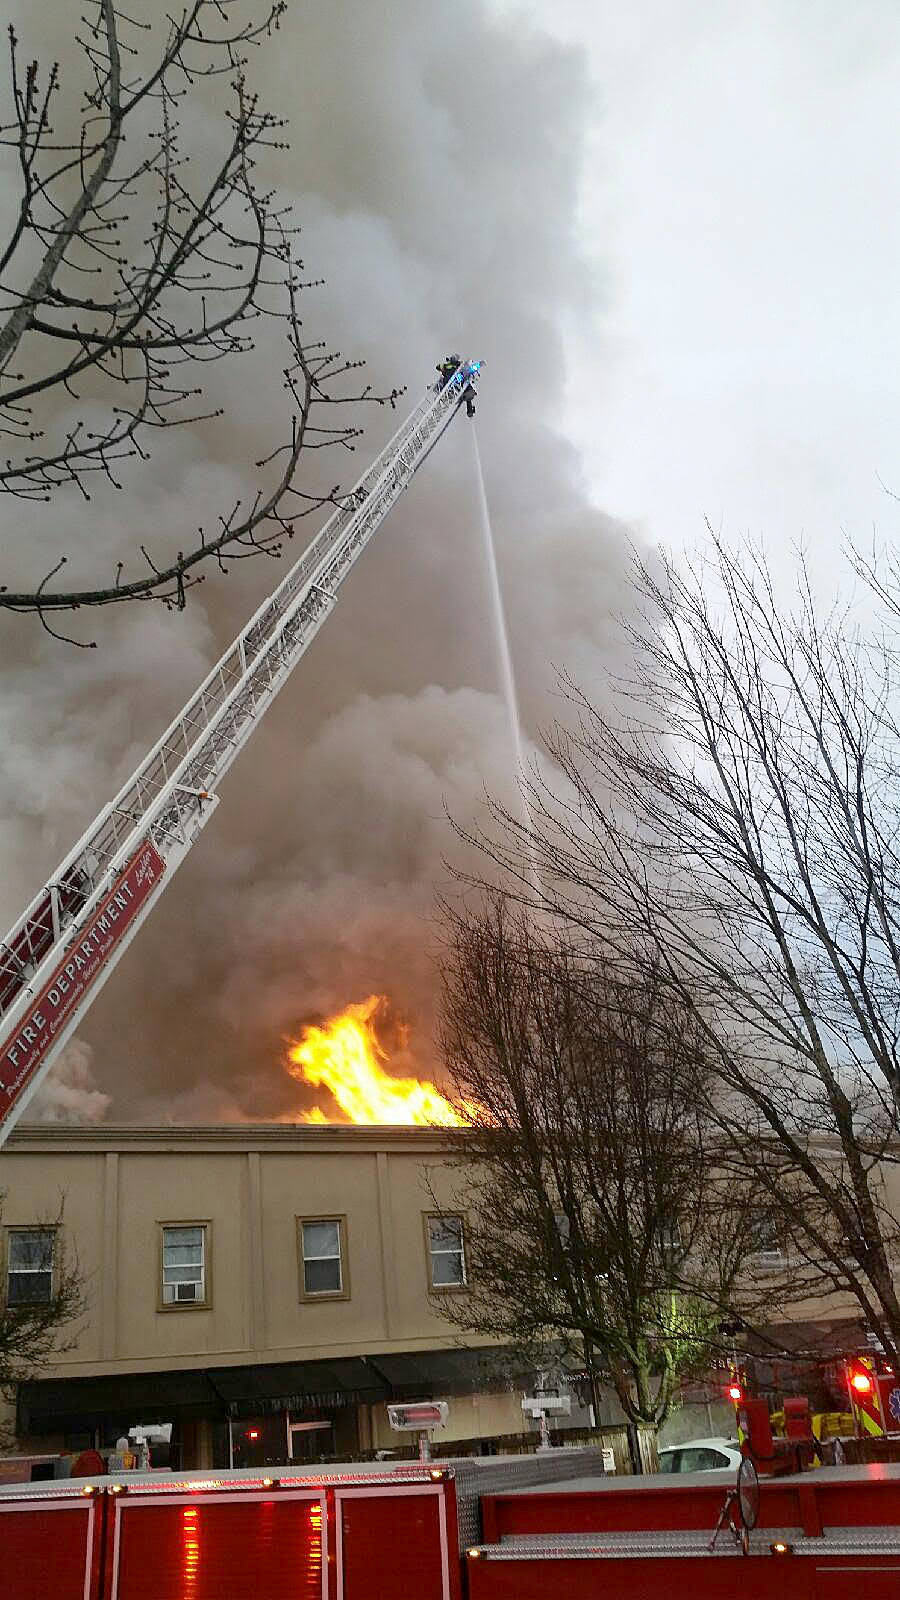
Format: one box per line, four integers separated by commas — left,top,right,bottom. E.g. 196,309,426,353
0,358,483,1147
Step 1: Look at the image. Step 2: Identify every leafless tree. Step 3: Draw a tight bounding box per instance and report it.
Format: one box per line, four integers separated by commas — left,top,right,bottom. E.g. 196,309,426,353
456,537,900,1372
0,1193,86,1445
0,0,400,642
435,897,779,1439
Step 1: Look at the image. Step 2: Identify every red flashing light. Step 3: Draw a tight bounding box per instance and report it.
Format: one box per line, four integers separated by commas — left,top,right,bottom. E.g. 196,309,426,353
851,1371,873,1395
727,1383,743,1403
246,1428,260,1441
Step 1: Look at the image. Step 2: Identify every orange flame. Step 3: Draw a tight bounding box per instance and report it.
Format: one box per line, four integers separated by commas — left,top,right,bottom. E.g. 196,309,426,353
286,995,466,1126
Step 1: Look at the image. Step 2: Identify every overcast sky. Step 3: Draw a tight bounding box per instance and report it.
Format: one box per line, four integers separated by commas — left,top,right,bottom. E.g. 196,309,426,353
3,0,898,1121
498,0,900,576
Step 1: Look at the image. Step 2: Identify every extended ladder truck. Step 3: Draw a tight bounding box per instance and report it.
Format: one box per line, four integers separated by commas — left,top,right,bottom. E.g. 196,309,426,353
0,358,483,1148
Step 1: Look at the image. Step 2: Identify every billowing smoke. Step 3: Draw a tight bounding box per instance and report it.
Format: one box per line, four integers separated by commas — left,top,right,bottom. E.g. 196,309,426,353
31,1041,111,1125
0,1,635,1120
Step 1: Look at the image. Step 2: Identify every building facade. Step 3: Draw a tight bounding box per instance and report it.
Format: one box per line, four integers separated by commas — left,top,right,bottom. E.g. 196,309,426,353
0,1124,597,1470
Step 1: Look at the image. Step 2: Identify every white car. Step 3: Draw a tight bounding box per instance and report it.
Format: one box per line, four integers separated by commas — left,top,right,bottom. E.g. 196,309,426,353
657,1436,742,1475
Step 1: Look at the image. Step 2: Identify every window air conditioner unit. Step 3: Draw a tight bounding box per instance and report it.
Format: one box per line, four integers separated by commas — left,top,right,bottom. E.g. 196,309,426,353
175,1282,199,1302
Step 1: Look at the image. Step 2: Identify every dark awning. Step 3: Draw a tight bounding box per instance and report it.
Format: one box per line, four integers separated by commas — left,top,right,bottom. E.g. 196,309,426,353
209,1357,388,1416
367,1347,526,1396
19,1368,223,1434
19,1347,525,1434
20,1359,386,1433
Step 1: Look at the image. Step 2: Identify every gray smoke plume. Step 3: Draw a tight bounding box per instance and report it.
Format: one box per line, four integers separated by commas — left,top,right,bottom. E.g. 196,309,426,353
1,1,635,1120
31,1041,111,1125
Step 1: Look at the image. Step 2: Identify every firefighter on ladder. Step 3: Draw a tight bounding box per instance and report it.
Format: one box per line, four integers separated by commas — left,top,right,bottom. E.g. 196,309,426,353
436,353,462,388
435,354,477,417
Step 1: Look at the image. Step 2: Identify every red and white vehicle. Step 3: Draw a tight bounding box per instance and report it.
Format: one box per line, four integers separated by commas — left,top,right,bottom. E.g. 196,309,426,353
5,1452,900,1600
0,1462,462,1600
0,1449,604,1600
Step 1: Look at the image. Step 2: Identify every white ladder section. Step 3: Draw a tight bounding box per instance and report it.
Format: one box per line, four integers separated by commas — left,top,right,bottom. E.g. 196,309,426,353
0,360,482,1143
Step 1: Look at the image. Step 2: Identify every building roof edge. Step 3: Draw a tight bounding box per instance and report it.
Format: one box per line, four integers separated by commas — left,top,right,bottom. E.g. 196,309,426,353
3,1122,467,1152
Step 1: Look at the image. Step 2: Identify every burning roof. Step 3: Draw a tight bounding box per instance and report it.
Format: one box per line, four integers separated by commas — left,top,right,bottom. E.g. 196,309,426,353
285,995,466,1127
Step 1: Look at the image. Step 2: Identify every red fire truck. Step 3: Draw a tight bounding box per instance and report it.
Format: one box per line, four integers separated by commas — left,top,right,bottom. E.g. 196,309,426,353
0,1451,607,1600
4,1452,900,1600
0,1462,461,1600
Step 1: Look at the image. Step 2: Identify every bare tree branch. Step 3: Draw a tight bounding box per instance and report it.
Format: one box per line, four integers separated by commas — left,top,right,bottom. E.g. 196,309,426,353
0,1191,87,1446
0,2,403,633
434,897,788,1435
447,538,900,1371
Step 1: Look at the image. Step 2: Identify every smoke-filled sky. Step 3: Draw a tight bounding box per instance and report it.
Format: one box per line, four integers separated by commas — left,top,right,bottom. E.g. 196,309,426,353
2,1,898,1122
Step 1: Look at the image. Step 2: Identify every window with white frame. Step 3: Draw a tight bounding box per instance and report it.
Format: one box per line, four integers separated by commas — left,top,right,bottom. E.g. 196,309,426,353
749,1214,784,1263
299,1218,346,1298
161,1224,208,1306
6,1228,54,1305
426,1214,466,1288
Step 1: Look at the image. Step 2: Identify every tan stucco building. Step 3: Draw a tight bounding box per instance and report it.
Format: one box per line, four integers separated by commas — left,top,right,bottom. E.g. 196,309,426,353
0,1124,590,1469
2,1123,871,1476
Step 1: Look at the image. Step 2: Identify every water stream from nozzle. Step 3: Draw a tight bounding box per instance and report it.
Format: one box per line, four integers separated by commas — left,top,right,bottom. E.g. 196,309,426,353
471,427,527,783
471,428,540,897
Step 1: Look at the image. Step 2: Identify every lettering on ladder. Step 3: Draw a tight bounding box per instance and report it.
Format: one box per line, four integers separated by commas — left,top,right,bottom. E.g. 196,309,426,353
0,840,166,1117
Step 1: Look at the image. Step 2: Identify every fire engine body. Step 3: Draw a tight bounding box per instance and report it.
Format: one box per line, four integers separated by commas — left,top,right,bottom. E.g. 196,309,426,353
0,1462,462,1600
3,1456,900,1599
469,1461,900,1598
0,361,482,1146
